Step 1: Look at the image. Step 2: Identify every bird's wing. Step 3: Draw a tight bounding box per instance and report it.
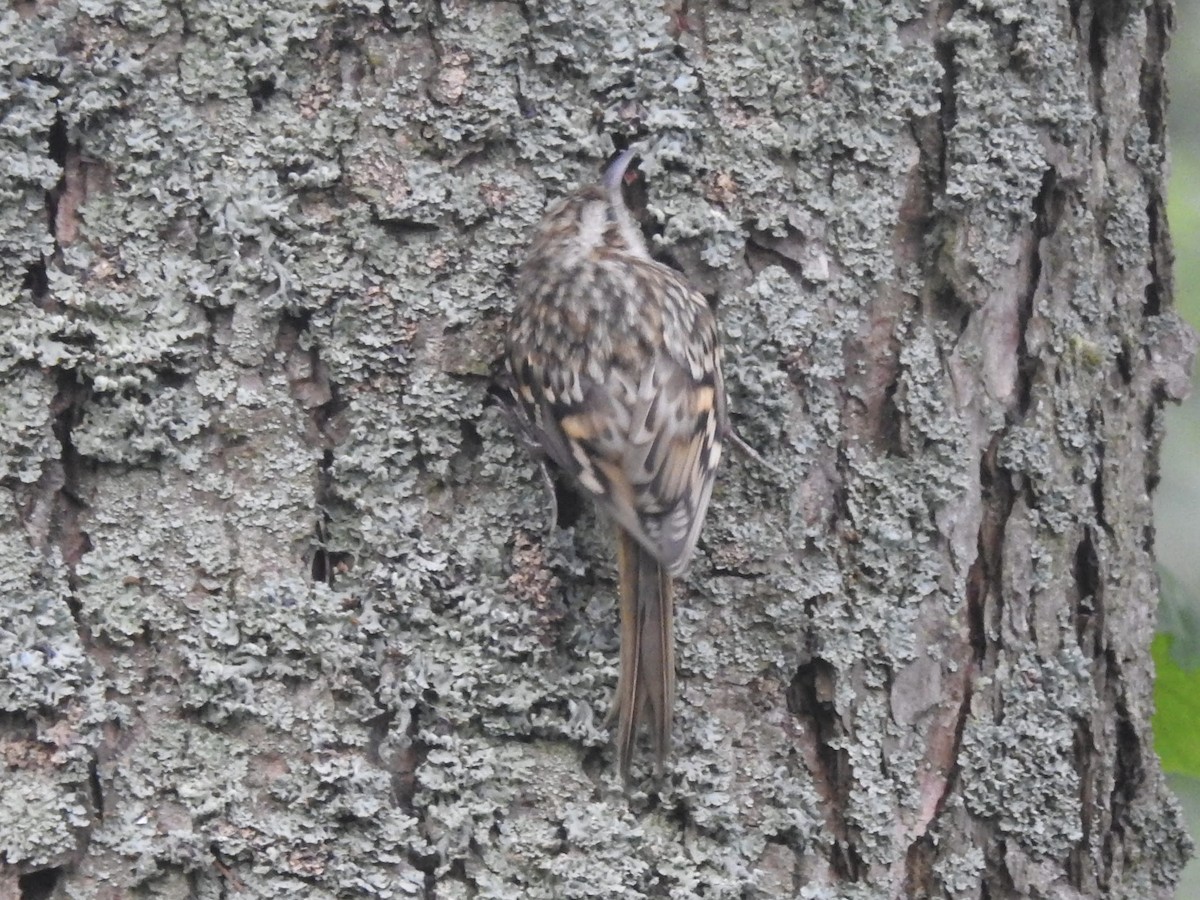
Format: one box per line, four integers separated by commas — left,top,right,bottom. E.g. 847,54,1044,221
509,271,725,575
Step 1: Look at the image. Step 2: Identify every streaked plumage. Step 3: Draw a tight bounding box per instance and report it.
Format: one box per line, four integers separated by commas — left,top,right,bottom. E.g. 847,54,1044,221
505,148,727,780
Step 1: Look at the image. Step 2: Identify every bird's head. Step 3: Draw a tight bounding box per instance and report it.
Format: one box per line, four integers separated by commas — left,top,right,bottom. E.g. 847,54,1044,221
528,147,649,263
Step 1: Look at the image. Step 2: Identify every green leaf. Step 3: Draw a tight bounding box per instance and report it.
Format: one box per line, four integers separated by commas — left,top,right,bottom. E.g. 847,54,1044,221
1153,633,1200,778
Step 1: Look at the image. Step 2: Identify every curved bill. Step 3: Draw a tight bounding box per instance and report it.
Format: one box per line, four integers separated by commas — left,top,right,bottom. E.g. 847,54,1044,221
603,146,640,191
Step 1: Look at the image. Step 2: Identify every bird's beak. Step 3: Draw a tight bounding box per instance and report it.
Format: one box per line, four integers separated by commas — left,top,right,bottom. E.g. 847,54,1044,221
603,146,639,192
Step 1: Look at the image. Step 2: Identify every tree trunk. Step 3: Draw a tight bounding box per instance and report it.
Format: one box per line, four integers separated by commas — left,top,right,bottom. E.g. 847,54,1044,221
1,0,1192,897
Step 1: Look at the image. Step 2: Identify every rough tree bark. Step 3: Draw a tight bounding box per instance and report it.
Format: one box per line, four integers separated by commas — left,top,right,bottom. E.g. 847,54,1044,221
0,0,1193,897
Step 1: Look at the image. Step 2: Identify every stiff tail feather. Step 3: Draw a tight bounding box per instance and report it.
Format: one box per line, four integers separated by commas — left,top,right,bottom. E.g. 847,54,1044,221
610,527,675,782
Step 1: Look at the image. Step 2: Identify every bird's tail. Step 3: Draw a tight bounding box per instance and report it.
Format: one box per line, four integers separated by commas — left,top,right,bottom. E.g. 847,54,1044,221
611,526,675,783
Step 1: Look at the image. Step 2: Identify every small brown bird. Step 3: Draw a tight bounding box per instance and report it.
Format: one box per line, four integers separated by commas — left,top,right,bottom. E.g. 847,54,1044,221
505,148,728,781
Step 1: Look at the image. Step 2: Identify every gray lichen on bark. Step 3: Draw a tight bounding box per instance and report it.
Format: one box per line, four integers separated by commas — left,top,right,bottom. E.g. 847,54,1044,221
0,0,1193,897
